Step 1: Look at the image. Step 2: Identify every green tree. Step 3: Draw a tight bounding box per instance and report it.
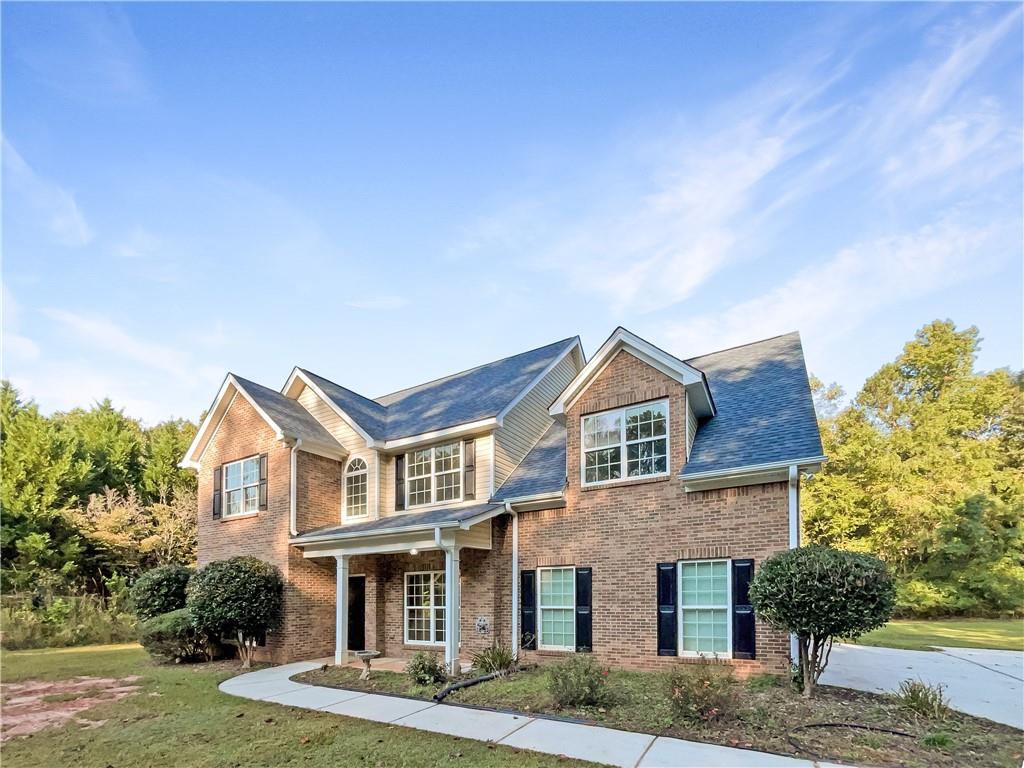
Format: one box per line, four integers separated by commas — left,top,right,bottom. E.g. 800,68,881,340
58,400,145,500
141,419,197,503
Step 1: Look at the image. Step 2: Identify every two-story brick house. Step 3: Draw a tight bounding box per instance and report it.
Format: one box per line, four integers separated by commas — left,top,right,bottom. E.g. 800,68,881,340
182,327,824,674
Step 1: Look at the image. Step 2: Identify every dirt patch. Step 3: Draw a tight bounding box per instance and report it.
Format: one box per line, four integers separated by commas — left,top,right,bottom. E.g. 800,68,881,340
1,675,142,740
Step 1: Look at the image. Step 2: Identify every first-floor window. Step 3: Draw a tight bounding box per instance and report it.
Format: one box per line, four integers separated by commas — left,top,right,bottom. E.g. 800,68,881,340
678,560,731,656
538,567,575,651
405,571,446,644
223,456,260,517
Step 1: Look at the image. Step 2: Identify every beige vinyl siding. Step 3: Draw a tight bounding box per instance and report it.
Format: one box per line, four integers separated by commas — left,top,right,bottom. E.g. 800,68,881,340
296,385,379,520
686,393,698,462
493,352,579,490
455,518,492,550
380,433,492,517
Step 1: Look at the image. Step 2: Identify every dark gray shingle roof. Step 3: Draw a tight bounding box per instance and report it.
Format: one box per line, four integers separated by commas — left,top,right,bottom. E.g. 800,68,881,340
681,332,824,477
305,337,578,441
493,422,567,500
297,502,504,539
233,375,341,448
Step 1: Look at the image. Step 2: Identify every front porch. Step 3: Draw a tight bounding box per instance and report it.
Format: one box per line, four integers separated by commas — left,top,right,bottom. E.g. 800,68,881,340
289,502,514,673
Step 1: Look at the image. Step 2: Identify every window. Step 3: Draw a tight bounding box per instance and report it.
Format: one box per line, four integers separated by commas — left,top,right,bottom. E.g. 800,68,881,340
538,567,575,651
678,560,731,656
405,441,462,508
223,456,260,517
405,571,446,645
582,401,668,485
345,458,368,517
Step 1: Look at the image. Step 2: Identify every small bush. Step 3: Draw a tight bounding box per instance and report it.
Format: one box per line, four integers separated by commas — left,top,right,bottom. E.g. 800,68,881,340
139,608,206,663
130,565,192,621
896,679,950,720
548,653,608,708
746,673,781,692
668,660,738,723
405,651,447,686
471,643,518,674
921,731,954,749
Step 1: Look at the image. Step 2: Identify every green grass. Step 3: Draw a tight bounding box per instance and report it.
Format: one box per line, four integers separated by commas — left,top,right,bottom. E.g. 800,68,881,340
856,619,1024,651
0,644,597,768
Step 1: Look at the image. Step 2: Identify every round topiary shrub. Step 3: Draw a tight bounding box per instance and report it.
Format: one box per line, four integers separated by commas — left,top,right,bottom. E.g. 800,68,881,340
186,556,283,668
130,564,192,621
749,545,895,698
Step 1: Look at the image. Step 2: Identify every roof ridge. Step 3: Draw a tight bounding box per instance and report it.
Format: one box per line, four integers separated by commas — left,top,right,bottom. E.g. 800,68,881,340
685,331,801,363
298,368,386,412
373,335,578,404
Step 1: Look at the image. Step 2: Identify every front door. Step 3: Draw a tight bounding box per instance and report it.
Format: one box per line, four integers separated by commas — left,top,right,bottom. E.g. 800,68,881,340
348,575,365,651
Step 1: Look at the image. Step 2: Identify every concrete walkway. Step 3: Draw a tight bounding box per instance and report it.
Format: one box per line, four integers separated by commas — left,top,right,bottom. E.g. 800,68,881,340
820,643,1023,729
219,662,844,768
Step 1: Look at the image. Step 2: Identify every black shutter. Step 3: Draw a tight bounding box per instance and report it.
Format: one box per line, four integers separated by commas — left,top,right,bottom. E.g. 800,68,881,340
575,567,592,652
212,466,223,520
258,453,269,511
463,439,476,501
732,559,756,660
394,455,405,511
520,570,536,650
656,562,677,656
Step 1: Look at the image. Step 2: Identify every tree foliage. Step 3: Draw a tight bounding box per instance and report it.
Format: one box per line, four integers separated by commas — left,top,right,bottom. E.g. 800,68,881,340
804,320,1023,617
749,546,895,697
130,564,193,621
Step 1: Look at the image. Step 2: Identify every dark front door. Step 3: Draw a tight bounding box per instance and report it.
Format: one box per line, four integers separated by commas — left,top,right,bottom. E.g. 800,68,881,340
348,575,365,651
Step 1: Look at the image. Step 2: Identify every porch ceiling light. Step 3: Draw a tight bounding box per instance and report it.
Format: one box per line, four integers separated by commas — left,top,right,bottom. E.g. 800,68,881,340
409,548,418,556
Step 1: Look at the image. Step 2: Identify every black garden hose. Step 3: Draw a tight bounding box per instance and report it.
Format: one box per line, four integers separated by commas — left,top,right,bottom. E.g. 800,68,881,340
786,722,914,760
433,670,508,701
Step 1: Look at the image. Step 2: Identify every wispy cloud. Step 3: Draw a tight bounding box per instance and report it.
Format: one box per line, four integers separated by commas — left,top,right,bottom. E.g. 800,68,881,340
2,286,41,365
344,296,410,311
3,138,94,247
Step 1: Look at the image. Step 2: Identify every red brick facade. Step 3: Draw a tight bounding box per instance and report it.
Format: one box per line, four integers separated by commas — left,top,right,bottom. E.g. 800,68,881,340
196,350,793,672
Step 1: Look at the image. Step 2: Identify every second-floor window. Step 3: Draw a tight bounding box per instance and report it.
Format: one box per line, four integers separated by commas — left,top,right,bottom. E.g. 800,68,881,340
406,441,462,507
224,456,260,516
582,400,668,485
345,458,368,517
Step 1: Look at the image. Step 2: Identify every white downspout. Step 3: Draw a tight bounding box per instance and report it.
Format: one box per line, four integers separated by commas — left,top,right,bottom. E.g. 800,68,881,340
507,502,519,654
289,438,303,536
788,464,799,661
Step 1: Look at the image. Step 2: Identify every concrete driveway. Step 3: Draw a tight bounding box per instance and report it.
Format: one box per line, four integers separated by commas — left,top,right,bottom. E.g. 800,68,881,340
821,643,1023,729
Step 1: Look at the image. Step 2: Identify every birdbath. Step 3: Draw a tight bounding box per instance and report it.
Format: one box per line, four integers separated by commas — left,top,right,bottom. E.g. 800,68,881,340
353,650,380,680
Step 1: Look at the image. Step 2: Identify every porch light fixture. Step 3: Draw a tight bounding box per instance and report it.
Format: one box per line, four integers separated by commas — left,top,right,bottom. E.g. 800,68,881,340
409,548,418,556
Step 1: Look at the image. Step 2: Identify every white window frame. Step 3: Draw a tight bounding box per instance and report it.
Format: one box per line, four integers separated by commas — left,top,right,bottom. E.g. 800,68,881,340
343,458,368,519
404,441,463,509
537,565,576,652
580,399,670,487
222,455,260,518
677,558,732,659
403,570,446,646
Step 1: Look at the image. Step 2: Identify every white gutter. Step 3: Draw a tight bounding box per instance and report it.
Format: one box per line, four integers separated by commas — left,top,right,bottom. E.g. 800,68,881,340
681,455,827,483
788,463,800,661
434,527,443,548
289,504,504,545
289,439,303,536
507,502,519,654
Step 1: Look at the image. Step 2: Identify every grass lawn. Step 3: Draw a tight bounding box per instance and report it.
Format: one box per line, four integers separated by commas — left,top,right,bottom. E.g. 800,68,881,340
856,618,1024,651
297,664,1024,768
0,644,597,768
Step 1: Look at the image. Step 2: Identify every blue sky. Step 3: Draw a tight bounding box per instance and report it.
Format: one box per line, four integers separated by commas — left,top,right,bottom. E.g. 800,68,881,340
3,2,1021,425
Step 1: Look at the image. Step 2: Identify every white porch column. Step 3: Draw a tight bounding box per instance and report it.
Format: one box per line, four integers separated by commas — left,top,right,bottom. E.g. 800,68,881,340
444,546,461,674
335,555,350,666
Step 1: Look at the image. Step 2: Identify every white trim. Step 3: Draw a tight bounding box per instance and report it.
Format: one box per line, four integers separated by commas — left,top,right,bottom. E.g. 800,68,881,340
383,418,498,451
502,490,565,505
335,555,349,665
537,565,576,652
288,505,503,545
549,328,713,419
405,441,463,509
580,399,670,488
289,439,302,535
681,455,827,484
677,558,733,659
343,457,369,520
496,338,582,422
282,368,379,447
404,570,446,646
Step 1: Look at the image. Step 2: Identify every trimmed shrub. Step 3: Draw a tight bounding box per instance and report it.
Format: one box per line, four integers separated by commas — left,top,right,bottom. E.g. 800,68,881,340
139,608,205,663
668,660,738,722
130,564,192,621
471,643,518,675
187,557,283,667
749,546,895,698
547,653,608,707
406,651,447,686
897,679,950,720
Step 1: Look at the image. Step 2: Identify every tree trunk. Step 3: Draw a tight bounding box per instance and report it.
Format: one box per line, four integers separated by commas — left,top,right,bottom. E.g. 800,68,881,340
237,630,252,668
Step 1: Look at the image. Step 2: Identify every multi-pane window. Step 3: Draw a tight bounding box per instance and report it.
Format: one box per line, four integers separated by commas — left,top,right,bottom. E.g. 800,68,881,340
538,567,575,651
582,401,668,485
345,458,368,517
405,441,462,508
404,571,446,645
679,560,731,656
223,456,260,517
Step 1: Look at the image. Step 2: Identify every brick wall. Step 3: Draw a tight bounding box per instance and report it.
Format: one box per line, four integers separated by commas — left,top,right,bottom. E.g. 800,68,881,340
516,349,792,674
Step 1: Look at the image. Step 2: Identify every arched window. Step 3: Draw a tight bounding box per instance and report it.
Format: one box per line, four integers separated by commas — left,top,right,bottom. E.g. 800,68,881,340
345,458,368,517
